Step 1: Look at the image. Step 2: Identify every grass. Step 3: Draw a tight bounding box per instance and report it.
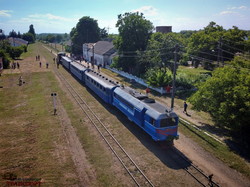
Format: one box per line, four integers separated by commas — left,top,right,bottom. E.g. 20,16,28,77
177,65,211,75
0,72,79,186
0,43,127,186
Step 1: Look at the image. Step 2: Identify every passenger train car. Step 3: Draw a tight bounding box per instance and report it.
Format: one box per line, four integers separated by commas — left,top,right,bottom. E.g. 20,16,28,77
58,54,179,142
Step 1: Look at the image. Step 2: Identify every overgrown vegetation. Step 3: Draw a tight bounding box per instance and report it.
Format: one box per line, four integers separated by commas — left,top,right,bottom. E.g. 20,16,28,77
0,40,27,68
188,56,250,151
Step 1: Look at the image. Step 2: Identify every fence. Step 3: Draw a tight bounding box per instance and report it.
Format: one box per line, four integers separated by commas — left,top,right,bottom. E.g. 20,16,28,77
106,66,170,95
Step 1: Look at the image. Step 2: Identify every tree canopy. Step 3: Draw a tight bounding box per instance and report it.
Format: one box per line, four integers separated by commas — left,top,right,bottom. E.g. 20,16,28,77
28,24,36,39
70,16,100,55
186,22,248,69
188,56,250,146
22,32,35,43
114,12,154,74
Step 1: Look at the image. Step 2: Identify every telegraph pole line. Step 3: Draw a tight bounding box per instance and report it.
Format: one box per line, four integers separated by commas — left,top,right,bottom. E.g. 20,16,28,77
217,37,224,67
171,44,178,110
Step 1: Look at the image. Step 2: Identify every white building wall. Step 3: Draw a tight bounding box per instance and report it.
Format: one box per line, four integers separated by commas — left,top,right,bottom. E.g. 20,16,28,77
94,54,104,66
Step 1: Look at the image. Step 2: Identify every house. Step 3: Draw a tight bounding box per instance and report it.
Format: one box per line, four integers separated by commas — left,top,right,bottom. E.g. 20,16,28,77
83,41,116,67
8,37,28,47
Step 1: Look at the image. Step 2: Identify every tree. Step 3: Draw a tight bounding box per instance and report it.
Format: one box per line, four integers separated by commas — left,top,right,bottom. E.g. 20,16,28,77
186,22,249,69
71,16,100,55
188,57,250,147
139,32,183,75
17,31,22,38
46,34,56,43
187,25,224,67
222,26,248,60
146,68,172,87
0,29,6,40
56,34,63,43
114,12,154,74
28,24,36,39
9,46,24,59
9,30,18,38
100,28,108,39
22,32,35,43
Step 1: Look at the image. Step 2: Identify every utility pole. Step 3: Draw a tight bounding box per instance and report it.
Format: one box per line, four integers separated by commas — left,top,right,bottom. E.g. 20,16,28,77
171,44,178,110
92,44,95,68
217,37,224,67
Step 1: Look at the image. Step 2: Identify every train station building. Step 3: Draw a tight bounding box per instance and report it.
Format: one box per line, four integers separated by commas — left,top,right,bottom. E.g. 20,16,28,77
83,41,116,67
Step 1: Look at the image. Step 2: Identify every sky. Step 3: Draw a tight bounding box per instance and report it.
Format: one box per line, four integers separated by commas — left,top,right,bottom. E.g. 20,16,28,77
0,0,250,35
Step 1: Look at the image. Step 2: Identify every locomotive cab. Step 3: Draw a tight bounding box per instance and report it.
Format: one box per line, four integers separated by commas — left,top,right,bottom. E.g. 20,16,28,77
57,52,66,64
144,110,179,141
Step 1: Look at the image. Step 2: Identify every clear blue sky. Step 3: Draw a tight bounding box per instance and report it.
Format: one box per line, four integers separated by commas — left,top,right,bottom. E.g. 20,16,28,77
1,0,250,34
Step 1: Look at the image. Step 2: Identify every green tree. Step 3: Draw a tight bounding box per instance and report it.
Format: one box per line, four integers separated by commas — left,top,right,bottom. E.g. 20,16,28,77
9,46,24,59
9,30,18,38
28,24,36,40
71,16,100,55
186,22,249,69
0,29,6,40
187,23,224,66
114,12,154,74
146,68,172,87
17,31,22,38
22,32,35,43
189,57,250,147
46,34,56,43
139,32,183,74
100,28,108,39
222,26,248,59
56,34,63,43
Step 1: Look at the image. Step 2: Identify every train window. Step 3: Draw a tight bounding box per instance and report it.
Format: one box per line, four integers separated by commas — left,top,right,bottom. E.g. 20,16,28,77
100,85,103,90
103,87,106,92
160,118,176,127
149,118,156,126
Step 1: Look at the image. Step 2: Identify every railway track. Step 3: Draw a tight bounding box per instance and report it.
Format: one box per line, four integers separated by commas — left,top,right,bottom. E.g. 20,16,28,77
176,148,220,187
159,143,220,187
45,46,220,186
52,65,154,187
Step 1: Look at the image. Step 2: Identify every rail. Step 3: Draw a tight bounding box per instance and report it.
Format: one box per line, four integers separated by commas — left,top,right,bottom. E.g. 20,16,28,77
52,64,154,187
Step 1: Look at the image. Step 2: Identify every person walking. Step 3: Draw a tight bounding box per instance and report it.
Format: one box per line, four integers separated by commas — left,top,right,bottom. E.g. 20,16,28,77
18,76,22,86
183,101,188,114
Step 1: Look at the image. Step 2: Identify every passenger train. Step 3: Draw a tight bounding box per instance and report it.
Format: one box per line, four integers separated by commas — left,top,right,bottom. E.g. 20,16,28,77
57,52,179,142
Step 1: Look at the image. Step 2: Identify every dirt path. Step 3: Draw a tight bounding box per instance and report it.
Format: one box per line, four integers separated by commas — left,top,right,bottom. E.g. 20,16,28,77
175,133,250,186
55,97,96,186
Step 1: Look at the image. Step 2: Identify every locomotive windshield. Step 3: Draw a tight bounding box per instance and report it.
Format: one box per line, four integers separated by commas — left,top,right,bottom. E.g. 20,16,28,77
160,117,177,127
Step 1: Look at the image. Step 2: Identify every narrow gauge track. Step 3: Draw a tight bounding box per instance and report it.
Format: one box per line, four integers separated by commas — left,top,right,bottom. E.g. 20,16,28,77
52,65,154,187
160,143,220,187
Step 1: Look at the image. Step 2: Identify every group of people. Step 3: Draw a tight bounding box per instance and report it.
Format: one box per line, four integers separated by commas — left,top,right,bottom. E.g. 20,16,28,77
39,61,49,68
11,62,20,69
36,54,50,68
35,55,40,61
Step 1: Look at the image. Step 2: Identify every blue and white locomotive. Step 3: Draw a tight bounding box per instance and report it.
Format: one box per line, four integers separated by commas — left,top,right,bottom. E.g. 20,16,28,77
58,54,179,142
